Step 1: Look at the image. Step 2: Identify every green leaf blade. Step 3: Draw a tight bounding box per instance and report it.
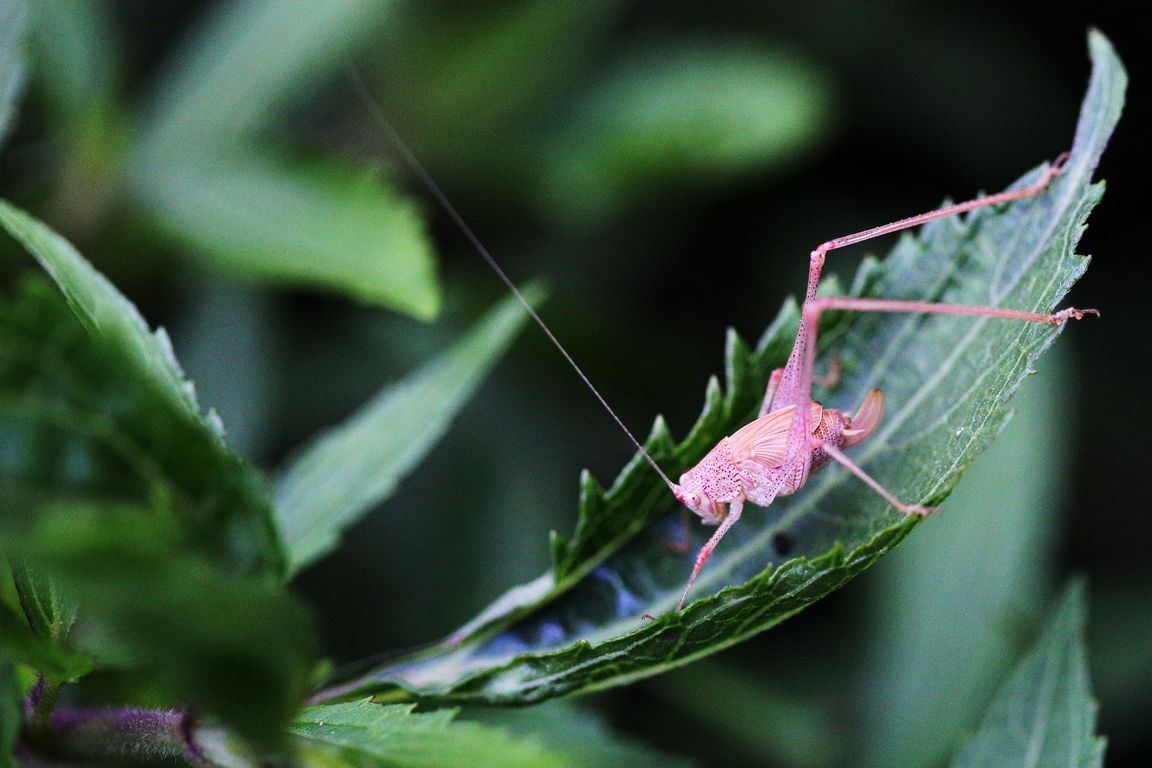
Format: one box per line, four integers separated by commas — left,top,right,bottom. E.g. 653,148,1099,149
316,32,1125,706
0,201,284,575
292,700,564,768
542,43,831,223
858,350,1072,768
951,582,1104,768
132,153,441,319
276,288,538,575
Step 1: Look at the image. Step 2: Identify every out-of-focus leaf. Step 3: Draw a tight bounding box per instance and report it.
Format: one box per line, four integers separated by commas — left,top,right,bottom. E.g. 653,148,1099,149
0,201,283,574
0,660,19,768
28,0,118,123
315,32,1123,705
376,0,620,178
0,0,28,149
292,699,562,768
951,582,1104,768
542,44,830,223
468,700,693,768
132,152,439,319
0,601,90,682
277,287,537,575
137,0,393,151
128,0,441,316
16,505,316,747
645,659,839,768
858,348,1071,768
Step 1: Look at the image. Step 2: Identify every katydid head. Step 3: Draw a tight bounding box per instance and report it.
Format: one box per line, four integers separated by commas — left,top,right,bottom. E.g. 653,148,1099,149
841,388,884,448
673,482,726,525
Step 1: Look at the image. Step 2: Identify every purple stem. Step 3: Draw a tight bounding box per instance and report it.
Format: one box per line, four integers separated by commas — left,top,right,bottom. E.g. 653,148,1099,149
23,704,207,765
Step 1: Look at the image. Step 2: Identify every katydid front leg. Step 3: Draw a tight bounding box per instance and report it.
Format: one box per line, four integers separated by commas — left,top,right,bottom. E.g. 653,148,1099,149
672,154,1096,611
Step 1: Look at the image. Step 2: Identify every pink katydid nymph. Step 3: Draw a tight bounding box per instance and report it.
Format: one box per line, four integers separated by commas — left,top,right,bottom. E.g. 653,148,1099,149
346,70,1097,614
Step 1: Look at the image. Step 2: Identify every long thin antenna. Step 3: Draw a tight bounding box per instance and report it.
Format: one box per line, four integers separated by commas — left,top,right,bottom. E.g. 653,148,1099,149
345,65,677,492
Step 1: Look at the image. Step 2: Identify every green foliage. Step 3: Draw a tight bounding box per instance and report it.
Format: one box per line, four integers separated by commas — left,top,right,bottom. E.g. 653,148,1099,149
125,0,440,318
543,44,831,222
0,201,283,575
0,563,90,682
292,700,562,768
951,582,1105,768
858,349,1071,768
276,287,540,575
323,31,1124,705
0,660,18,768
0,8,1131,766
0,0,26,149
14,505,317,746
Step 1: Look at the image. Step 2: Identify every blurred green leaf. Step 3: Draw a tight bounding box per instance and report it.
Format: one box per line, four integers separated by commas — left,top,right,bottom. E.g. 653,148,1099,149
951,581,1104,768
0,660,18,768
542,44,830,223
16,505,316,747
292,699,562,768
376,0,620,179
138,0,393,151
318,32,1123,705
858,348,1071,768
0,600,90,683
0,201,284,574
128,0,441,316
645,659,838,767
28,0,119,123
0,0,27,149
276,287,538,575
468,700,693,768
132,152,440,319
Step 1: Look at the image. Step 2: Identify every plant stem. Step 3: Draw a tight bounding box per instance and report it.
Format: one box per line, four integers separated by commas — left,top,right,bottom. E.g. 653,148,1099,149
22,705,209,766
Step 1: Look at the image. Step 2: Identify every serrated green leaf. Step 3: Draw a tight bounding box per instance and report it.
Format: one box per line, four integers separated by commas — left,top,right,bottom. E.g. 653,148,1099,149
0,660,18,768
292,699,563,768
951,582,1104,768
0,202,283,575
315,32,1124,706
134,152,440,319
15,505,316,747
858,349,1071,768
276,288,538,575
541,43,830,223
0,0,28,150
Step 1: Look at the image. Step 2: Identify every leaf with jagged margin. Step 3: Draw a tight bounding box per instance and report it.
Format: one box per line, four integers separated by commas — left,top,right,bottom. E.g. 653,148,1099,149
0,202,284,575
541,43,831,224
0,0,27,150
292,699,563,768
950,582,1104,768
314,31,1124,706
130,0,440,318
277,287,539,576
